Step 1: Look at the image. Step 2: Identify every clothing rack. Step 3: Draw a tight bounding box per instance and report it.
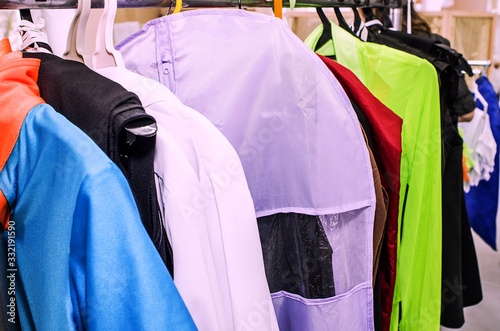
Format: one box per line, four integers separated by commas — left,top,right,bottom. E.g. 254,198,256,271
468,60,492,77
468,60,492,67
0,0,406,9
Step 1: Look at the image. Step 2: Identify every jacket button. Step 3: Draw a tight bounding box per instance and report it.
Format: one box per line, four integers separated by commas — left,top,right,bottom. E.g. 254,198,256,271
162,60,171,75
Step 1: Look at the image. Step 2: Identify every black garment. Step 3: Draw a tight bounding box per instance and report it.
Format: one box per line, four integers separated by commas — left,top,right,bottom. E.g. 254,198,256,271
441,141,483,327
351,100,375,151
0,283,6,331
351,100,384,330
22,53,173,275
368,30,476,117
257,213,335,299
0,266,7,331
459,191,483,309
374,266,382,331
367,30,482,327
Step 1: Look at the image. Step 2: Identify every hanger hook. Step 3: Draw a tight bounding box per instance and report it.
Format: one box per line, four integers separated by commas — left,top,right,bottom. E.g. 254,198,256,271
173,0,182,14
167,0,173,15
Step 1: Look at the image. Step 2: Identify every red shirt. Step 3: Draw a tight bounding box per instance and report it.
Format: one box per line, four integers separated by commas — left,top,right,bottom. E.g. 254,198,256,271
318,54,403,331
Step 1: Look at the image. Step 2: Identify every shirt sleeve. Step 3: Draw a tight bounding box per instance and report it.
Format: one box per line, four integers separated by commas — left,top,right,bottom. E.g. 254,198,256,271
69,162,196,331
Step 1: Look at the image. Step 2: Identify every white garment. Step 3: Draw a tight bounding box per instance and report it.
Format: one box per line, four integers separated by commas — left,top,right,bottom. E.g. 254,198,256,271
98,67,279,331
460,107,497,191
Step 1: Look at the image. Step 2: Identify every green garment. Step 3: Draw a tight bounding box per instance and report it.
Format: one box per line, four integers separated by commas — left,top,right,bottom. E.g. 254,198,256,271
305,24,442,331
459,127,475,172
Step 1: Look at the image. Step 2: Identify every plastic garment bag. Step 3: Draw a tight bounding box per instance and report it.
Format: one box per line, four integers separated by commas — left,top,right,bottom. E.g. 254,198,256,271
117,9,376,331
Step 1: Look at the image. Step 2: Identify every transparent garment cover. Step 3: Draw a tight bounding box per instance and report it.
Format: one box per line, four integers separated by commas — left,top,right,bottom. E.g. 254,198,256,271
117,9,376,330
268,207,373,331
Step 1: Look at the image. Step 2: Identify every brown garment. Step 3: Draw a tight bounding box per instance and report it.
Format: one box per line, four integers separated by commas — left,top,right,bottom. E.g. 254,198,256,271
361,127,389,282
370,148,389,282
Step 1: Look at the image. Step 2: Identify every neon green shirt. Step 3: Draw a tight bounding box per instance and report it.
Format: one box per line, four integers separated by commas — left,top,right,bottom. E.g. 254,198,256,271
305,24,442,331
460,127,475,172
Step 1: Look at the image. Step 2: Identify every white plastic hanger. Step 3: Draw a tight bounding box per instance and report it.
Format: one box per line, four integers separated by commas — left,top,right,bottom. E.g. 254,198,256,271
63,0,92,66
93,0,157,137
93,0,124,69
471,81,489,117
18,9,53,54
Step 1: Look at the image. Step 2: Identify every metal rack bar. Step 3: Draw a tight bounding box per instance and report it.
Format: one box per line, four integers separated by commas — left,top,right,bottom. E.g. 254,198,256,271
390,7,402,30
468,60,492,77
468,60,492,67
0,0,406,10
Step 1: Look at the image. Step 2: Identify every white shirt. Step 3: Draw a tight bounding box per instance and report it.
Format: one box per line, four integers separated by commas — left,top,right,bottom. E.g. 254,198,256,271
98,67,279,331
460,107,497,191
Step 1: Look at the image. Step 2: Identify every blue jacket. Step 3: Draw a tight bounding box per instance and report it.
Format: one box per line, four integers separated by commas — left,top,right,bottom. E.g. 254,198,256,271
0,39,196,330
466,76,500,251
